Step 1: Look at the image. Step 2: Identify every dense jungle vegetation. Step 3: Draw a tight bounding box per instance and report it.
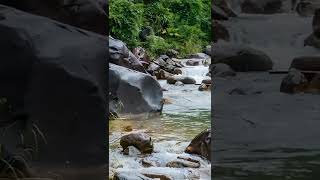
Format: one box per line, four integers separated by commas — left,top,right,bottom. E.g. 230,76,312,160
109,0,211,58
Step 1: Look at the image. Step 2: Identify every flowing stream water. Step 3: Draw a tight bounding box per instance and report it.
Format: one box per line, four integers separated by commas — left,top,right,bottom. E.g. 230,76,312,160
213,2,320,179
109,60,211,179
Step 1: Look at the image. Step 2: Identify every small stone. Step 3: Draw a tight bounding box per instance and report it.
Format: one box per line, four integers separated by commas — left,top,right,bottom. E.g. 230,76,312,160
123,126,133,132
199,83,211,91
166,159,200,168
175,81,184,86
120,132,154,154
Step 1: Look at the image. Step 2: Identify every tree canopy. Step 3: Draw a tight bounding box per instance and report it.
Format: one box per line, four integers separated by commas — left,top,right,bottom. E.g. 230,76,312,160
109,0,211,58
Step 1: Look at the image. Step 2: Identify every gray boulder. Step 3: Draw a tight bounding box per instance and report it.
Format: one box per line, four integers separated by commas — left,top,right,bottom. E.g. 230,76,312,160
109,64,163,114
109,37,146,73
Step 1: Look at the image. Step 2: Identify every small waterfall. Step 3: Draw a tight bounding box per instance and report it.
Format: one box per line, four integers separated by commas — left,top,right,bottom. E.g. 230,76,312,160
181,64,209,84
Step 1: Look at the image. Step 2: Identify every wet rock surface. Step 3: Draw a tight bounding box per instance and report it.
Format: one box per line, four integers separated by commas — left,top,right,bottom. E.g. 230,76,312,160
109,64,163,114
185,129,211,160
120,132,154,154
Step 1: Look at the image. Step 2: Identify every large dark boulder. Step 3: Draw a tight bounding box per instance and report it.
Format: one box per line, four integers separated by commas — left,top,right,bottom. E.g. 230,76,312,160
0,5,107,178
241,0,283,14
0,0,107,34
304,31,320,48
212,43,273,72
109,64,163,114
109,37,146,73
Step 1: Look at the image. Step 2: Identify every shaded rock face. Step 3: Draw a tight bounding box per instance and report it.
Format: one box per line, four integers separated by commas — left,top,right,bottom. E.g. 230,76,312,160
212,43,273,72
0,5,107,166
280,69,309,93
185,129,211,160
309,74,320,92
212,5,229,20
308,74,320,93
304,32,320,48
109,64,163,114
202,79,212,85
120,133,154,154
305,9,320,48
290,56,320,71
209,63,236,78
0,0,107,35
241,0,283,14
313,8,320,33
213,21,230,42
296,0,315,17
213,0,237,17
109,37,146,73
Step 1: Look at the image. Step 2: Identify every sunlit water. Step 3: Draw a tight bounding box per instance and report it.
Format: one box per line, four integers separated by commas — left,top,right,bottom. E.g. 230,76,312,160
109,61,211,179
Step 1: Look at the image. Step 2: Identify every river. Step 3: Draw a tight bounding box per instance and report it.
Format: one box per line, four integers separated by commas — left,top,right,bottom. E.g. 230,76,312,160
109,60,211,179
213,4,320,180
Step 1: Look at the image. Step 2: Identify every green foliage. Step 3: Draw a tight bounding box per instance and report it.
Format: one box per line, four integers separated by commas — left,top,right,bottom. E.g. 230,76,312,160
109,0,144,47
109,0,211,57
